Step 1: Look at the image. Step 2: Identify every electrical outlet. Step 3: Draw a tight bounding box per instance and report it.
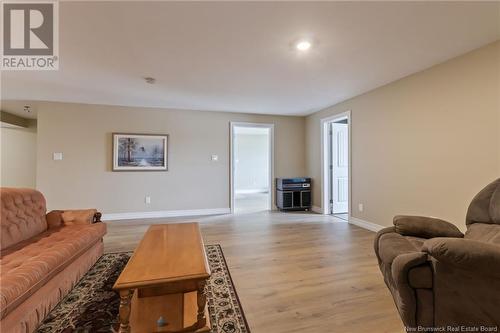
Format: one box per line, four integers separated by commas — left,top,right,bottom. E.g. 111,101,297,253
358,203,364,212
53,152,63,160
211,154,218,161
145,196,151,205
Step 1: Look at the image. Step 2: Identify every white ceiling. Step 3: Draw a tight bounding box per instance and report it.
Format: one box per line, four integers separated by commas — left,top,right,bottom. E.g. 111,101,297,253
2,1,499,116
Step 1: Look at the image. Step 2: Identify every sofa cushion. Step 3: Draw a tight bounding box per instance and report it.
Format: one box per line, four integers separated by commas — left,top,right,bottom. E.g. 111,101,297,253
0,223,106,318
1,188,48,250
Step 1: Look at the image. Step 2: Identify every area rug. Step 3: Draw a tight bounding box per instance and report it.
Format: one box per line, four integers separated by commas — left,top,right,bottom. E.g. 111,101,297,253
35,245,250,333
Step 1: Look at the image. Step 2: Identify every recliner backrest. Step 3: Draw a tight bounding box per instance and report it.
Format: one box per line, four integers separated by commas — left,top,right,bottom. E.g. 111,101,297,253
466,178,500,227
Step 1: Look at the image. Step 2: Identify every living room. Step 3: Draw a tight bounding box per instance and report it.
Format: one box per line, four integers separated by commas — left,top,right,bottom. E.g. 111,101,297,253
1,2,499,333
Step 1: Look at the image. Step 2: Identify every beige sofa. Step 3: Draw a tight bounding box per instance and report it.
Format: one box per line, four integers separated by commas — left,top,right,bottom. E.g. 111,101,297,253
374,179,500,330
0,188,106,333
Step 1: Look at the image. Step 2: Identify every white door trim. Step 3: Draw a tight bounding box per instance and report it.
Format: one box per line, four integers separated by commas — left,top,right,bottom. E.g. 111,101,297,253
320,111,352,216
229,122,275,213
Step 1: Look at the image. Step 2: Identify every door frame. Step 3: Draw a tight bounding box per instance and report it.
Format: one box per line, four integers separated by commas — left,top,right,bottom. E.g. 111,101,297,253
320,111,351,216
229,122,275,213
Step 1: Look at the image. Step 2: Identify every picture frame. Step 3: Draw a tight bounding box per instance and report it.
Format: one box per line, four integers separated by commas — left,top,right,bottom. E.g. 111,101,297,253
112,133,168,171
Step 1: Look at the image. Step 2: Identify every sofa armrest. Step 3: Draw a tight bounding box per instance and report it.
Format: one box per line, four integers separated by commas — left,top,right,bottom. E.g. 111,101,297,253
63,209,101,225
393,215,464,239
46,209,102,228
422,238,500,278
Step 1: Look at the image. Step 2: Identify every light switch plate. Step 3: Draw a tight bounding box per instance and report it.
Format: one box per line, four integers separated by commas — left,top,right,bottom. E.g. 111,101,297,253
53,152,63,160
211,154,218,161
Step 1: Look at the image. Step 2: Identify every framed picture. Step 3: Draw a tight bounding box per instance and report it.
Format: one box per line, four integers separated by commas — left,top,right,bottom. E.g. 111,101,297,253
112,133,168,171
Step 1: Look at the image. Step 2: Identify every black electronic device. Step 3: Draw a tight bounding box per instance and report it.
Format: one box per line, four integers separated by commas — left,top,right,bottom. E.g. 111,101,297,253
276,177,311,211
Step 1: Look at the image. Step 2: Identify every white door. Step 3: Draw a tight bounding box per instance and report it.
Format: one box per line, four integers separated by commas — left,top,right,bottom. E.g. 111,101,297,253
330,122,349,213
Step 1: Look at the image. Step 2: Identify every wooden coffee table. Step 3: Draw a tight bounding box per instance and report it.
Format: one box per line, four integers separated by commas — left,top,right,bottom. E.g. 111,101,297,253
113,223,211,333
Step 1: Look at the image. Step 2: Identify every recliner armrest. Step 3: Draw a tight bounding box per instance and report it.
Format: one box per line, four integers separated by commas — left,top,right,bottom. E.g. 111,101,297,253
391,251,429,286
393,215,464,239
374,226,396,257
390,251,430,327
422,238,500,278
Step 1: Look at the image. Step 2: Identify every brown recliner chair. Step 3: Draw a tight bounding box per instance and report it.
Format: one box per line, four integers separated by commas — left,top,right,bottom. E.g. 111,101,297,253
374,179,500,331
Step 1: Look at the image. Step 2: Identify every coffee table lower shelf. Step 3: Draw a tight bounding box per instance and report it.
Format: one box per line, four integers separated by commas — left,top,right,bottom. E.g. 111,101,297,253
129,290,211,333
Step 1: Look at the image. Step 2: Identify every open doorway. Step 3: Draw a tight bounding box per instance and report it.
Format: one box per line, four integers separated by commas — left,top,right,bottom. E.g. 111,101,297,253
321,111,351,220
230,122,274,214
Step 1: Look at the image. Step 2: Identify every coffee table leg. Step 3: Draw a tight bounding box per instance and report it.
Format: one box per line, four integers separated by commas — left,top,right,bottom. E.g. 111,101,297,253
196,280,207,328
118,289,133,333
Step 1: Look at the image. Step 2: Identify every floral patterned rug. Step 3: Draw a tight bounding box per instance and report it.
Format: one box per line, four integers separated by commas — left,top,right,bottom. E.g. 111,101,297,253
35,245,250,333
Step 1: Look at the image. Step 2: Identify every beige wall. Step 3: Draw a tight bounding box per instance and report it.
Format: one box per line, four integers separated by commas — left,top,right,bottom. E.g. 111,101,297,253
36,102,305,213
306,41,500,230
1,126,37,188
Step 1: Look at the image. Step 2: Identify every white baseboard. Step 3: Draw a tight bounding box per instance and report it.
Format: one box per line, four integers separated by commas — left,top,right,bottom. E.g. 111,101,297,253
348,216,384,232
102,208,231,221
235,189,269,194
311,206,323,214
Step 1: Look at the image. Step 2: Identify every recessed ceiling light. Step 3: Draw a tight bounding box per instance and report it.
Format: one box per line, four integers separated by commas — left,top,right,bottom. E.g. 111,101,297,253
296,40,312,51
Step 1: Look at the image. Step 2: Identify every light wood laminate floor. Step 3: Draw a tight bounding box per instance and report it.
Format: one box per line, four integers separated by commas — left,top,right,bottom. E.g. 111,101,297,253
104,211,403,333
